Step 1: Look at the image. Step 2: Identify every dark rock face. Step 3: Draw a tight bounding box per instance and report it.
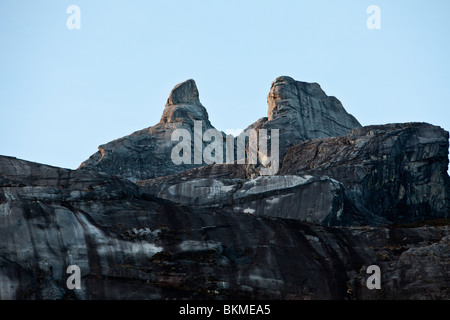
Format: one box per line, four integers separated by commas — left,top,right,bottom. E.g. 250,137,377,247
80,76,361,181
161,79,209,124
1,77,449,300
280,123,450,224
165,79,200,106
137,121,449,226
139,173,348,226
267,76,361,138
1,156,448,300
0,156,141,202
79,79,224,182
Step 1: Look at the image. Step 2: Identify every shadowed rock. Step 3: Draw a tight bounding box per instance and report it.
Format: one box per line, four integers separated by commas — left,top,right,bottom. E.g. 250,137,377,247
279,122,450,224
1,77,449,300
241,76,361,159
79,79,224,182
166,79,200,106
80,76,362,181
161,79,210,124
139,174,352,226
1,155,449,300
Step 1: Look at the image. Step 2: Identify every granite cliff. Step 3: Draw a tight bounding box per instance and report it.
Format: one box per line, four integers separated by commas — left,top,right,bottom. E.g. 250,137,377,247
79,79,224,182
0,77,449,300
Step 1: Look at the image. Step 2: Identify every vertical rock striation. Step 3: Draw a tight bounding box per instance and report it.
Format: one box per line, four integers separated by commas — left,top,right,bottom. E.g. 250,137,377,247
2,76,448,300
79,79,224,182
279,123,450,224
242,76,361,159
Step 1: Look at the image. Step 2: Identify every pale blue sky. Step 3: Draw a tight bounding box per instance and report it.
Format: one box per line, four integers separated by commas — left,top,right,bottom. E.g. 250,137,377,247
1,0,449,170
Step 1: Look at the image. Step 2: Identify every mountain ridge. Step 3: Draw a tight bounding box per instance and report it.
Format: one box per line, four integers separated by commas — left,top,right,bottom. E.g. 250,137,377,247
0,76,449,300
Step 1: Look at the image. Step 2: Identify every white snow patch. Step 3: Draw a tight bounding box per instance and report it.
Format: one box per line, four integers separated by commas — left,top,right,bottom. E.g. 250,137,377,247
243,208,255,214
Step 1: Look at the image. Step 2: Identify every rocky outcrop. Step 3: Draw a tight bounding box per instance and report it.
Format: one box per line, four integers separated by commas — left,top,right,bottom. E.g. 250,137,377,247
242,76,361,158
161,79,210,125
1,155,448,300
137,122,449,226
139,173,350,226
79,79,226,182
1,76,449,300
80,76,362,181
279,123,450,224
267,76,361,137
0,155,140,202
78,77,448,227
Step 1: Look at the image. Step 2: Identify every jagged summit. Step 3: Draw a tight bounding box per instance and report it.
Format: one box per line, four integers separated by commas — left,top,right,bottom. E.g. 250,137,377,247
79,79,218,181
267,76,361,133
160,79,210,125
80,76,363,181
242,76,362,158
166,79,200,106
1,76,449,300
